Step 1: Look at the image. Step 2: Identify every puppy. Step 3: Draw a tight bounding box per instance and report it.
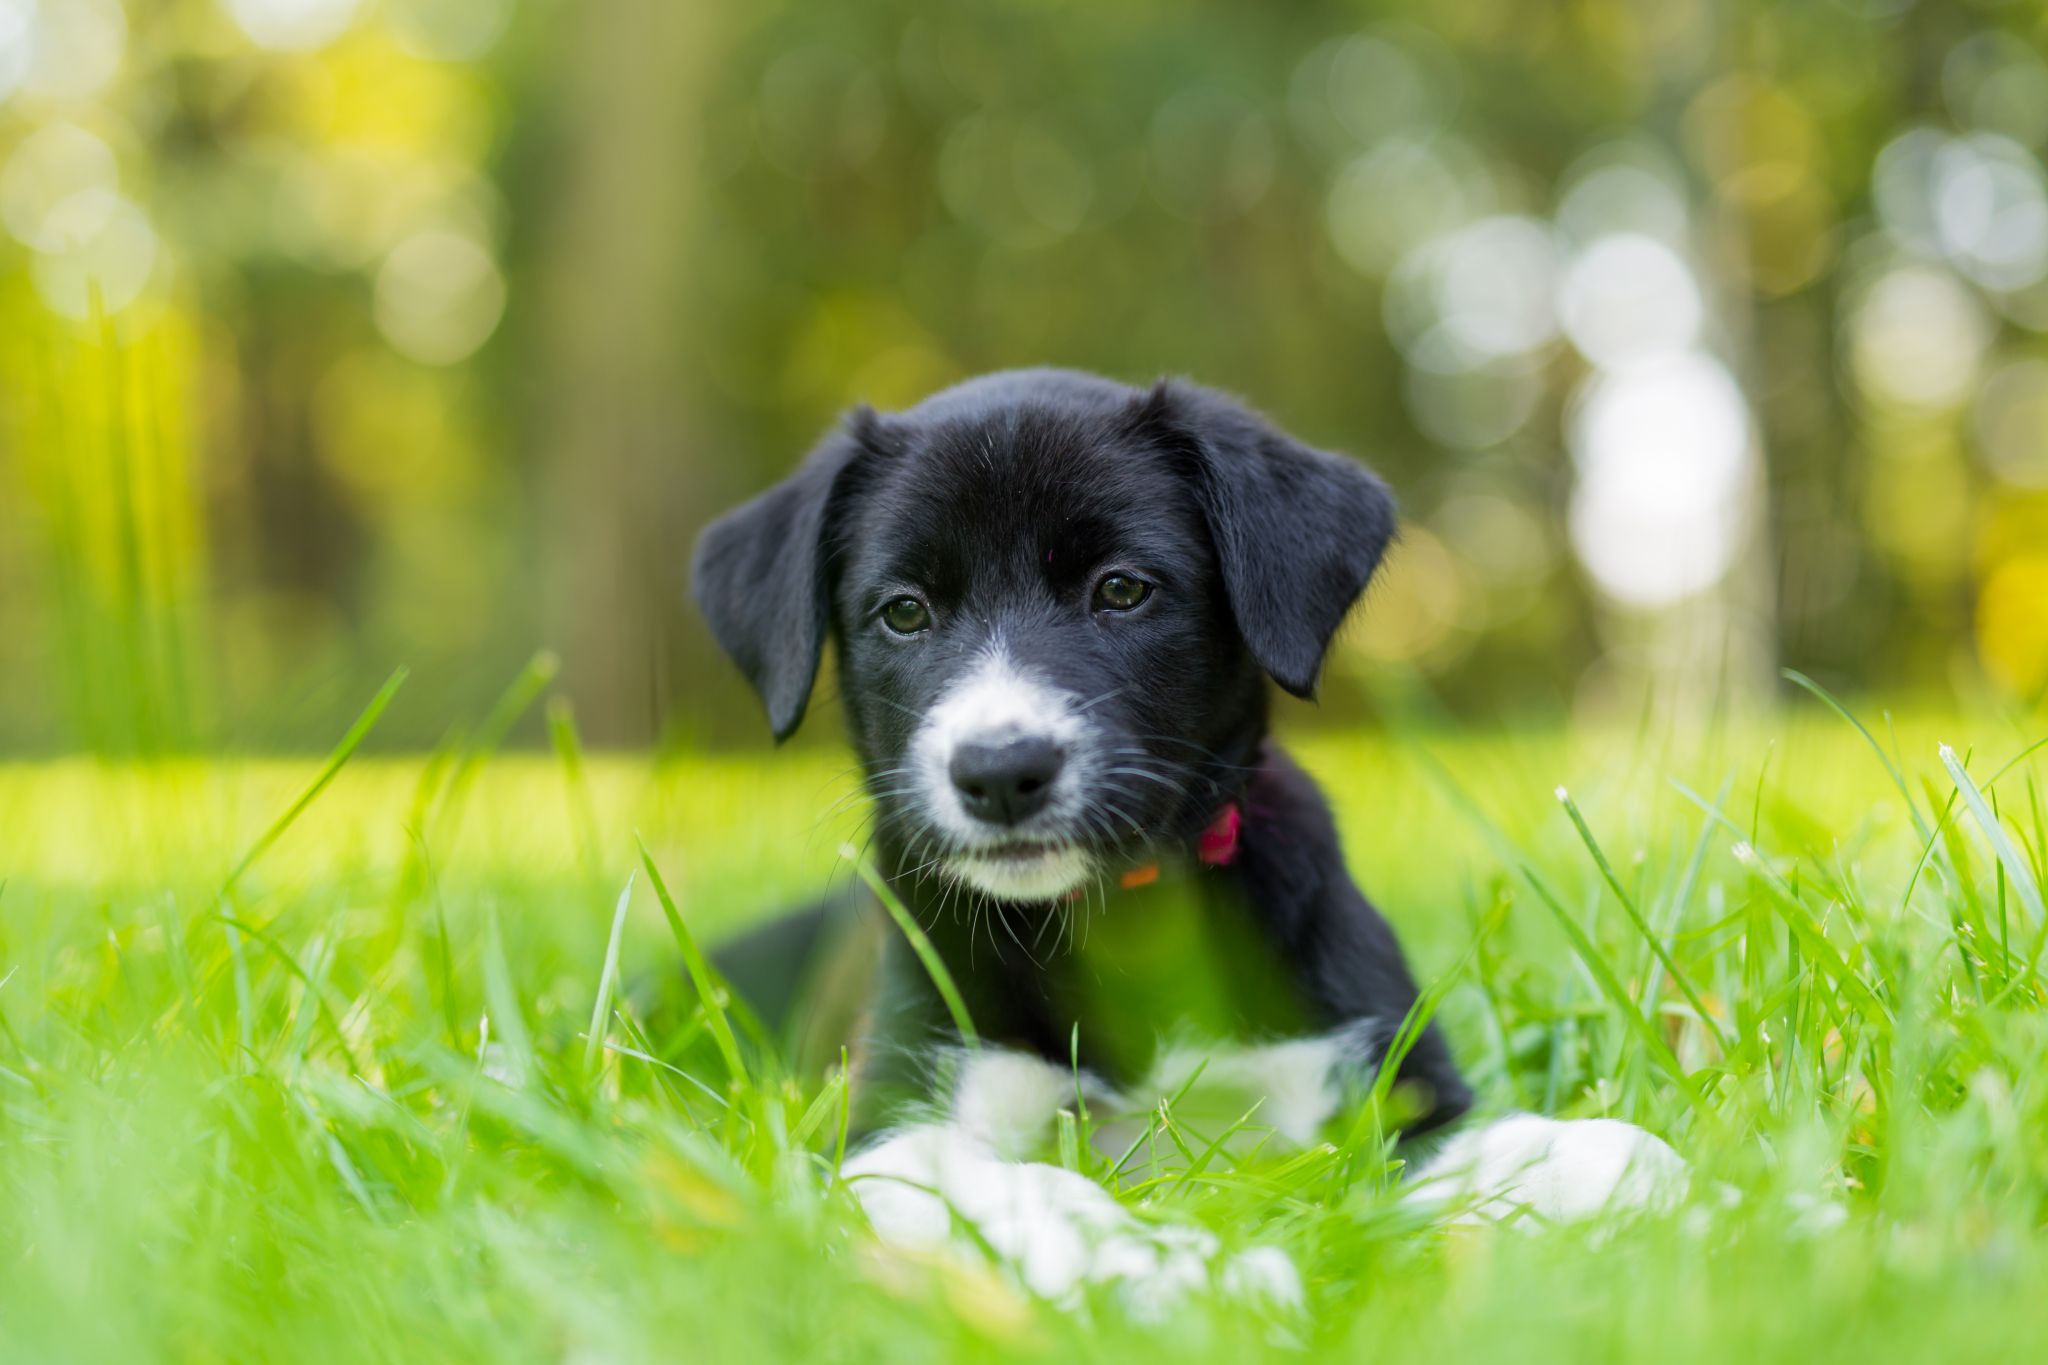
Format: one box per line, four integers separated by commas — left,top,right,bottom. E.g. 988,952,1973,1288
693,369,1684,1307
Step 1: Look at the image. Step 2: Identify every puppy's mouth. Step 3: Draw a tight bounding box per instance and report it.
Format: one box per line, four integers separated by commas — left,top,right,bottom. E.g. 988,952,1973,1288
945,840,1093,903
970,838,1062,862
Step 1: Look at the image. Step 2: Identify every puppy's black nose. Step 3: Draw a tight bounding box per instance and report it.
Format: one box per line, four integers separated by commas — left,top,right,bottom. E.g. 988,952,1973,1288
949,736,1064,826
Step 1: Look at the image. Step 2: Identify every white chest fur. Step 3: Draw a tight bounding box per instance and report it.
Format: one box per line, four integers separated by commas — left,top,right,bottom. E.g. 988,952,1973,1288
949,1029,1368,1158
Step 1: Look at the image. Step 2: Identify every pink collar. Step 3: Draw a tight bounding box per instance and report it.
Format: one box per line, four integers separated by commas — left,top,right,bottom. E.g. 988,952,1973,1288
1196,802,1242,866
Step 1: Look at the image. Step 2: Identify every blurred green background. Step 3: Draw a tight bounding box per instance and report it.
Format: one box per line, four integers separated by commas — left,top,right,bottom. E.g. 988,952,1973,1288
2,0,2046,755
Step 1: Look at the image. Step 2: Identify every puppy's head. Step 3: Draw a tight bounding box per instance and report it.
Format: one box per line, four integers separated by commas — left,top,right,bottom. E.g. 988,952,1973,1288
693,370,1395,903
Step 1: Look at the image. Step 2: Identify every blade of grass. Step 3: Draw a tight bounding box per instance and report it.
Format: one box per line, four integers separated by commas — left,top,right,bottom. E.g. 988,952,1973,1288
834,1045,853,1176
223,667,408,891
1403,745,1705,1110
1730,842,1891,1025
428,651,560,846
479,906,535,1086
842,843,978,1050
1641,777,1729,1035
198,668,406,1056
548,695,603,878
1166,1098,1267,1194
1981,733,2048,792
791,1065,850,1149
1106,1057,1212,1181
1516,869,1704,1105
1556,786,1730,1053
1783,669,1931,842
1898,791,1962,917
1940,744,2046,926
636,836,750,1086
215,914,364,1073
583,874,637,1075
602,1038,735,1115
606,1006,700,1120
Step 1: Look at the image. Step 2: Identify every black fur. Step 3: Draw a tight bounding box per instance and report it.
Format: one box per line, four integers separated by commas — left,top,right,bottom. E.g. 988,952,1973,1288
693,369,1470,1132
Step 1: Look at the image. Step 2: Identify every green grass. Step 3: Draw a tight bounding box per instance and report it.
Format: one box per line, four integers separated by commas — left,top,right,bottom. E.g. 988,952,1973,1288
4,701,2048,1362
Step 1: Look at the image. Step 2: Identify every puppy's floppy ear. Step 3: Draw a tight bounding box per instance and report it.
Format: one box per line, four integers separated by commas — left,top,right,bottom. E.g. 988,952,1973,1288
691,410,885,740
1135,380,1397,698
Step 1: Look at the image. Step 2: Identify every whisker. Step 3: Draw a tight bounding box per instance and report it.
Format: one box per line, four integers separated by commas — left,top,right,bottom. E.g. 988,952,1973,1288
1098,765,1190,795
1072,685,1129,714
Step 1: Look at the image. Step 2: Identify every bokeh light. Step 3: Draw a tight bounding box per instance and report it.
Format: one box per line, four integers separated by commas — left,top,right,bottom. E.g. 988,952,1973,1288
29,190,156,318
1290,29,1455,152
1558,233,1705,372
1568,352,1755,609
1,121,117,250
1385,215,1557,370
1875,127,2048,292
18,0,122,101
1847,263,1992,412
1973,360,2048,489
1401,355,1545,451
1555,156,1690,249
1328,134,1488,277
1944,31,2048,153
389,0,513,62
226,0,360,54
0,0,35,103
373,229,506,366
1931,135,2048,291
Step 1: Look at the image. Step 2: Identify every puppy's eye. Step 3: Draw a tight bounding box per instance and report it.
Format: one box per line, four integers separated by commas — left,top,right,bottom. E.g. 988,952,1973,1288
1092,574,1151,612
881,597,931,634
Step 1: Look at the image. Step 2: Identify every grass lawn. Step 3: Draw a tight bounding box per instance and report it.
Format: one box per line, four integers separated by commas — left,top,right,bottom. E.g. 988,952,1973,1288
3,695,2046,1362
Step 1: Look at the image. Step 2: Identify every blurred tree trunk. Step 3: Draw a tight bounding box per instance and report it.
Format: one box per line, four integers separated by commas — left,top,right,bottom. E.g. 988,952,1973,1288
529,0,729,746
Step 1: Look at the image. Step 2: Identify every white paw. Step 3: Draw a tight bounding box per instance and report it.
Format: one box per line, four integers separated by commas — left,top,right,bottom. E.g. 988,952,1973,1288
1218,1244,1306,1309
1412,1114,1689,1225
842,1124,1299,1312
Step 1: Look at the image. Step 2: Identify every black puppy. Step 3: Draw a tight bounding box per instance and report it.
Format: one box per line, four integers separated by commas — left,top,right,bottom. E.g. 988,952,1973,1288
694,369,1682,1305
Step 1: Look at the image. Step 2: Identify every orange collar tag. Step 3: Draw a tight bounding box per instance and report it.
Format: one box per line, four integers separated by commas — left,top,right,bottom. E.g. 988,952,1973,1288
1103,803,1241,893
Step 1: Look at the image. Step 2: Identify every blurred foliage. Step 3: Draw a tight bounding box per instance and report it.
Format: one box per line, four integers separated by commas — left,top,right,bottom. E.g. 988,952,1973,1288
2,0,2047,753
